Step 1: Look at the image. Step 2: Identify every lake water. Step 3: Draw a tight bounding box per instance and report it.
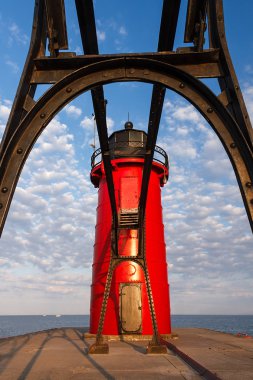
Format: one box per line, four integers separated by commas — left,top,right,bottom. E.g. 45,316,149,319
0,315,252,339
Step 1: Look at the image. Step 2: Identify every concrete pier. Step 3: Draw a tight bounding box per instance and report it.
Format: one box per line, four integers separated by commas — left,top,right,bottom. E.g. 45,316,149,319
0,327,252,379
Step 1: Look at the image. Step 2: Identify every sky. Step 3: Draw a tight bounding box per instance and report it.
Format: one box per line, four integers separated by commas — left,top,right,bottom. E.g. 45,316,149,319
0,0,253,316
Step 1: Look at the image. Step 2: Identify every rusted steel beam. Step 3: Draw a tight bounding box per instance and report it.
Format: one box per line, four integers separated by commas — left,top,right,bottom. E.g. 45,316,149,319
32,48,220,68
184,0,208,51
34,50,221,70
31,62,221,84
0,0,45,158
75,0,118,234
208,0,253,148
138,84,166,223
158,0,181,51
139,0,181,229
75,0,99,53
44,0,68,55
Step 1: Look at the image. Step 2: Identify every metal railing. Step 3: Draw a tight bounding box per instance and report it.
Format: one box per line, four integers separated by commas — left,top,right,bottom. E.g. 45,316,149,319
91,141,169,170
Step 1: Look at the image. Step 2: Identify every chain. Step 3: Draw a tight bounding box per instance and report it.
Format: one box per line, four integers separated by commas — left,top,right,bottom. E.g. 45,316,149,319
142,222,160,345
95,254,114,345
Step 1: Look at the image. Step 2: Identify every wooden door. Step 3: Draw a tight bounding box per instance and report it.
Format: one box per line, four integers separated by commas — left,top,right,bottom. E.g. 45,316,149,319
120,283,142,333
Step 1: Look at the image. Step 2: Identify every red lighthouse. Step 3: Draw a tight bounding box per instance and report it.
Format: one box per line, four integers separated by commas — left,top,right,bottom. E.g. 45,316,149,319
89,121,171,346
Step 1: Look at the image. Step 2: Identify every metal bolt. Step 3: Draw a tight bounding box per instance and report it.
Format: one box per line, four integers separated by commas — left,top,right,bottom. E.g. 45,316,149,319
40,113,46,119
66,87,72,93
230,142,236,149
246,182,252,188
1,187,8,193
207,107,213,113
235,85,239,90
129,69,135,74
17,148,23,154
179,83,185,89
0,203,3,209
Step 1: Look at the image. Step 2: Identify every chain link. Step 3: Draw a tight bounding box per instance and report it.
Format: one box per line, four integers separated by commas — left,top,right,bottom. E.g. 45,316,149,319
95,255,114,345
142,222,160,345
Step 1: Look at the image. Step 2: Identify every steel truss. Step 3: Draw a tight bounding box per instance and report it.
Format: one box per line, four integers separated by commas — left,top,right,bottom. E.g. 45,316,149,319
0,0,253,353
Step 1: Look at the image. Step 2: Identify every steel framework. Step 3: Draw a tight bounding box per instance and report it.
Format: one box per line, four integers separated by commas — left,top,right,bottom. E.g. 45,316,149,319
0,0,252,352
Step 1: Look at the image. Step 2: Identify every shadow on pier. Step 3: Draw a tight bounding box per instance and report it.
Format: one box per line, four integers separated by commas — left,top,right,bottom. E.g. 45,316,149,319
0,328,114,380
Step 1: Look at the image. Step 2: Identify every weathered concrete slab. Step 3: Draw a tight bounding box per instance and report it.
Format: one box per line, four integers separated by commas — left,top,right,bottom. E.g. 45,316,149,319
171,328,253,380
0,327,252,379
0,328,200,379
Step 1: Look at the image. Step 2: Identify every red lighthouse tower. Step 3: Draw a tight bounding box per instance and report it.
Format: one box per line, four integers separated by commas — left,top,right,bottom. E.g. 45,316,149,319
89,121,171,351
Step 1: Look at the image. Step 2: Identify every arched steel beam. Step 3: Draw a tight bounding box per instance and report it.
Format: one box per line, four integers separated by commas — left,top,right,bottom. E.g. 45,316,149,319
0,57,252,235
208,0,253,147
0,0,45,157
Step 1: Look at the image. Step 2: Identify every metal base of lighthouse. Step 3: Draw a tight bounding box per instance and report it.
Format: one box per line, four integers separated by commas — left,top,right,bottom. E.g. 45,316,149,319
146,342,168,354
89,255,167,354
88,341,109,354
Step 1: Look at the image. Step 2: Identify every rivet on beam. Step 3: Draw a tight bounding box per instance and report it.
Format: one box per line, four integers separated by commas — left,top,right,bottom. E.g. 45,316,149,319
179,83,185,89
1,187,8,193
250,199,253,205
230,142,236,149
40,113,46,119
66,87,72,93
246,182,252,188
207,107,213,113
17,148,23,154
0,203,3,209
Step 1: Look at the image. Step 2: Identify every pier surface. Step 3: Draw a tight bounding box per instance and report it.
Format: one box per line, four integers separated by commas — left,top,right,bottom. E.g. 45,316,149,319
0,327,252,379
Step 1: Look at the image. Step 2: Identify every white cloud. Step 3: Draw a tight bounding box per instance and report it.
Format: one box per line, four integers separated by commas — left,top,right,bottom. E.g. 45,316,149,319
97,30,106,41
80,115,115,148
0,99,11,122
119,26,127,36
0,115,97,281
245,65,253,74
243,84,253,121
5,58,19,74
8,22,29,46
106,116,115,134
64,104,82,118
165,101,200,123
80,116,94,130
176,126,189,136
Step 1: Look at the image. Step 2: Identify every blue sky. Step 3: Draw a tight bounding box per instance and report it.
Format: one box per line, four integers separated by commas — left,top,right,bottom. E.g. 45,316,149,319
0,0,253,316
